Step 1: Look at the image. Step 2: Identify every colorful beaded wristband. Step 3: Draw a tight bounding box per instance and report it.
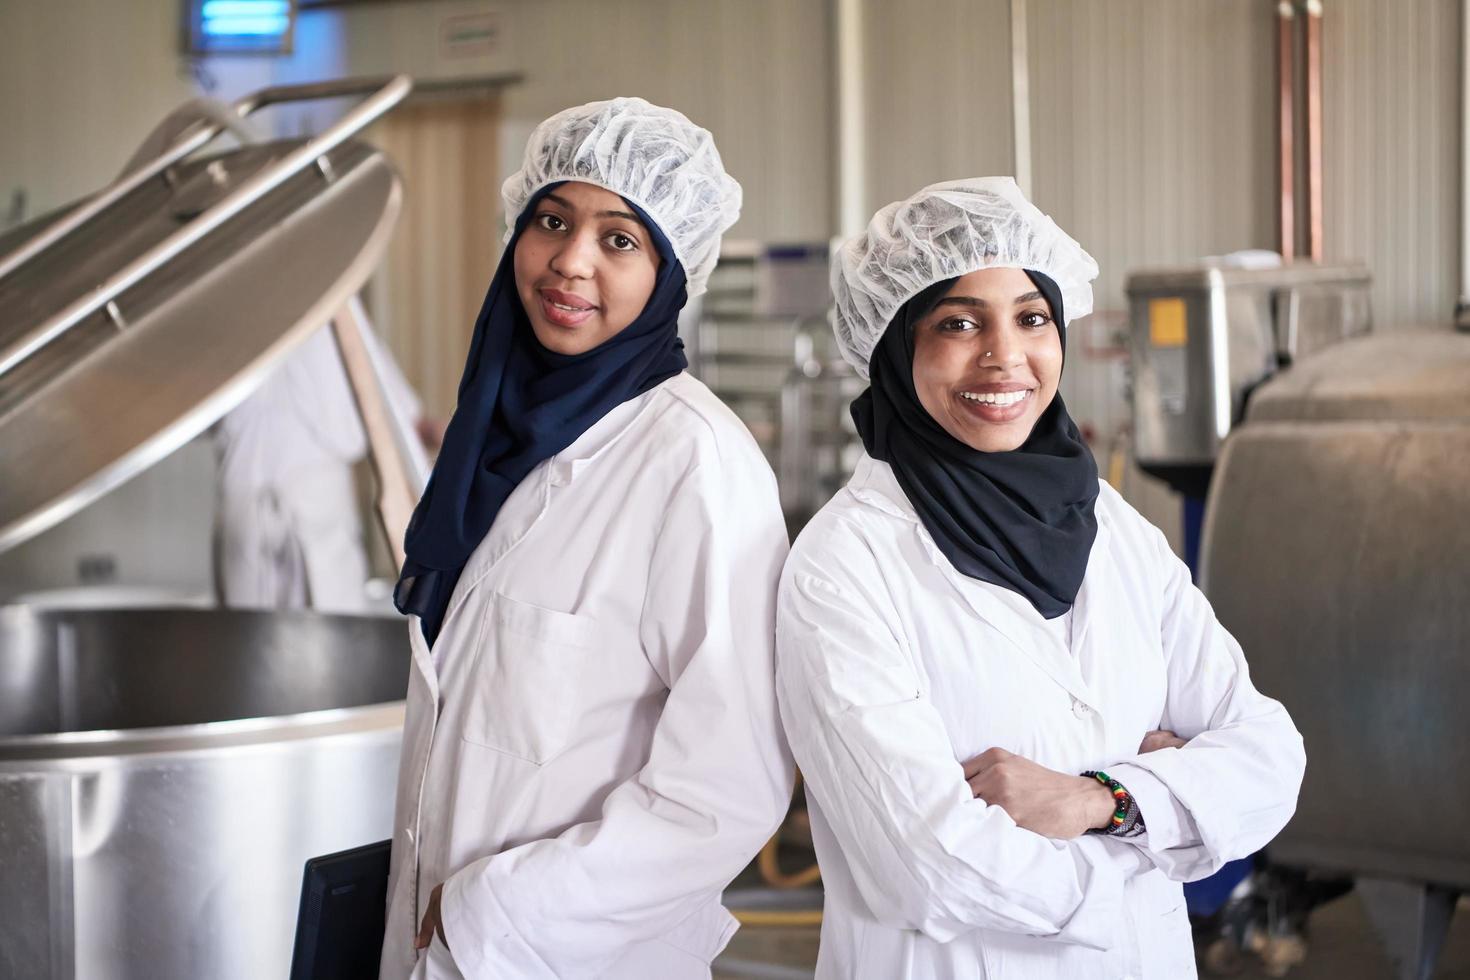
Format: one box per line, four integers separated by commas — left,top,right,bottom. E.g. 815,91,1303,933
1081,770,1146,838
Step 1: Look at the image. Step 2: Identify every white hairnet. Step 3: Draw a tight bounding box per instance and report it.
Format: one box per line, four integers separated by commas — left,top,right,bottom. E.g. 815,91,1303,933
502,97,742,300
831,177,1098,379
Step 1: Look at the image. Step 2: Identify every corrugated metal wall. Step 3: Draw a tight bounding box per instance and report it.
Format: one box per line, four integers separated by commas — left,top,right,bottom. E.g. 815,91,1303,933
318,0,835,243
1029,0,1278,317
1028,0,1279,479
2,0,1460,320
860,0,1278,316
862,0,1015,208
174,0,1464,328
1322,0,1461,330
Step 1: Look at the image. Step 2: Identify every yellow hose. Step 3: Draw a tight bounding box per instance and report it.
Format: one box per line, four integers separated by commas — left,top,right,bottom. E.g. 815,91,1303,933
756,833,823,889
756,772,822,890
730,908,824,927
728,773,824,926
1106,442,1126,489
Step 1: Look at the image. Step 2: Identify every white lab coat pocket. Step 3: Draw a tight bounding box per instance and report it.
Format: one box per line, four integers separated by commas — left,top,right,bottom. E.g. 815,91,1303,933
461,592,598,765
1130,870,1197,979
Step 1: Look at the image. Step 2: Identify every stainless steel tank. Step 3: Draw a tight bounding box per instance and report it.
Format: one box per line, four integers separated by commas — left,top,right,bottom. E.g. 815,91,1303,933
0,607,408,979
0,77,422,979
1200,327,1470,978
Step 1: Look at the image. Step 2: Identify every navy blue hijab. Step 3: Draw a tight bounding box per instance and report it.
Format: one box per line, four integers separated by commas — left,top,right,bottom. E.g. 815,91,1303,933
395,184,688,644
851,270,1099,619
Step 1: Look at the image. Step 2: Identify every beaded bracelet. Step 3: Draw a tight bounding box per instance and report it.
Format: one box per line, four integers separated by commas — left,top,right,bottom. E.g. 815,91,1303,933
1081,770,1146,838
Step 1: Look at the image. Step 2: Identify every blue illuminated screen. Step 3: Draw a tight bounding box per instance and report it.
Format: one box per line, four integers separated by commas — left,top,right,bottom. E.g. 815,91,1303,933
187,0,295,54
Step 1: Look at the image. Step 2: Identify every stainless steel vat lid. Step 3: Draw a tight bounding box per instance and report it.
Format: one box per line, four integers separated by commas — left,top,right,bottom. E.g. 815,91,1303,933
1245,327,1470,423
0,136,401,553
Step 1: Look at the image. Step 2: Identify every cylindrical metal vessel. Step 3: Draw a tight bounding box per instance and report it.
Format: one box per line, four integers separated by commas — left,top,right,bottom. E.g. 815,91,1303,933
1201,328,1470,888
0,607,408,980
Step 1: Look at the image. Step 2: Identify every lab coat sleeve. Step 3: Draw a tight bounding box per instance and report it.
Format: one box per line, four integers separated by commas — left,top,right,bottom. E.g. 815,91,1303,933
1104,523,1306,882
775,547,1151,950
436,457,796,979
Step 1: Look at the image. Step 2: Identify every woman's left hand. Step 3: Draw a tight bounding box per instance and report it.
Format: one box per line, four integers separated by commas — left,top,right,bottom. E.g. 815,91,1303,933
415,883,449,952
963,748,1116,839
1139,729,1187,753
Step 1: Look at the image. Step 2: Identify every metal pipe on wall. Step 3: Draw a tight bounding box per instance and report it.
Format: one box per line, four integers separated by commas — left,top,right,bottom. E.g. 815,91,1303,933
1010,0,1032,198
1459,0,1470,328
1278,0,1297,262
1305,0,1324,261
834,0,868,239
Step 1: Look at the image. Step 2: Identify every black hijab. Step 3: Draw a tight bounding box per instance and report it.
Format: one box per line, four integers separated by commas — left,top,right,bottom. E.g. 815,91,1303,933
850,270,1099,618
395,184,689,645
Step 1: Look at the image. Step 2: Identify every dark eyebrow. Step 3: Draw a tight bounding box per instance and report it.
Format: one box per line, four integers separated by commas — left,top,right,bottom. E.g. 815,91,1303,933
934,289,1044,310
541,192,641,225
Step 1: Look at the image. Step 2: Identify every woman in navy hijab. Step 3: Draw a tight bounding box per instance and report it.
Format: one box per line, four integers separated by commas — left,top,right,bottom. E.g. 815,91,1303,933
380,98,794,980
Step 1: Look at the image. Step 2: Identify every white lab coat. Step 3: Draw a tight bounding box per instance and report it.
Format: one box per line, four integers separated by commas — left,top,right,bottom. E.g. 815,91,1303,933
775,455,1305,980
214,323,421,612
380,372,795,980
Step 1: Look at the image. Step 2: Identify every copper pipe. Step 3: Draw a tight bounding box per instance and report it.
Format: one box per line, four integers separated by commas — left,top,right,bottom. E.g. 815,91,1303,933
1278,1,1296,262
1305,0,1324,261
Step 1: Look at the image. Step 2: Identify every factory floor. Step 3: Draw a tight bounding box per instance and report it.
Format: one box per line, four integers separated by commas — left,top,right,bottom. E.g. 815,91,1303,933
714,890,1470,979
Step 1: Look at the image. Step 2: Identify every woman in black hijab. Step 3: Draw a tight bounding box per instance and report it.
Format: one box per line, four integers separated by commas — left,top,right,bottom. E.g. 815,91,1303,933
774,177,1304,979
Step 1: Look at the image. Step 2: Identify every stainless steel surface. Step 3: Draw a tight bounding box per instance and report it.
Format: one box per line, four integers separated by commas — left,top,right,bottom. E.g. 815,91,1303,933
695,243,843,514
0,76,410,379
1357,878,1458,980
230,74,409,117
0,135,402,553
777,325,864,528
1201,327,1470,888
1240,328,1470,423
1127,262,1371,474
0,607,408,980
690,248,814,467
0,77,407,286
0,81,424,979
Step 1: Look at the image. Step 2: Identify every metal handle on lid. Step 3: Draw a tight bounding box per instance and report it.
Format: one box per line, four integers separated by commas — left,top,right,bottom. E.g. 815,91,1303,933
0,75,407,285
0,74,412,380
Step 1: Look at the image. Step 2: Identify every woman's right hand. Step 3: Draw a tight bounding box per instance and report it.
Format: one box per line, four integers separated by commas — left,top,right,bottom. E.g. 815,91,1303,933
1139,729,1187,753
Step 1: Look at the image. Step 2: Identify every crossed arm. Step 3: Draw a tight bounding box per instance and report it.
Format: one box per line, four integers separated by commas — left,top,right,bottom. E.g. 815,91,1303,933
961,730,1187,841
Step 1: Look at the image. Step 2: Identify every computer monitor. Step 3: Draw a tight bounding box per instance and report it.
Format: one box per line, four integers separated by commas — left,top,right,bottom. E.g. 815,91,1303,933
289,839,392,980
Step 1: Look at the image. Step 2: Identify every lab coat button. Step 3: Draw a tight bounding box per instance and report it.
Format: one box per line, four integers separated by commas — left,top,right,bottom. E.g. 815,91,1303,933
1071,698,1090,718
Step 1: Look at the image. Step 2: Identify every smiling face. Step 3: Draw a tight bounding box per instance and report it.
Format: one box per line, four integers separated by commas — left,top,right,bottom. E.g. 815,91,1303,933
909,267,1063,453
513,181,661,355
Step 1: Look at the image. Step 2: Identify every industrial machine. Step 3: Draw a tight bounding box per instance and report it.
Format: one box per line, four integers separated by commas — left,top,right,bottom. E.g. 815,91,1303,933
1129,261,1371,496
1129,259,1470,978
0,77,422,979
1201,327,1470,980
0,608,407,978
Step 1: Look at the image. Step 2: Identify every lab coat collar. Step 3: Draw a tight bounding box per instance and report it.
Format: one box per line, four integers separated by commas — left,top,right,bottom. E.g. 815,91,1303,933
441,375,679,630
848,454,1111,710
546,373,678,487
846,453,920,522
